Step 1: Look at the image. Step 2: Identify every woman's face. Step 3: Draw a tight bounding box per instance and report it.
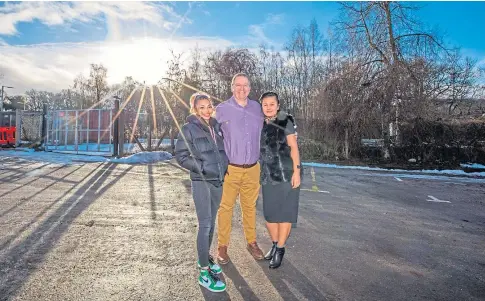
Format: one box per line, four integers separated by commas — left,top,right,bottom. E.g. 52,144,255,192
261,96,279,118
195,98,213,121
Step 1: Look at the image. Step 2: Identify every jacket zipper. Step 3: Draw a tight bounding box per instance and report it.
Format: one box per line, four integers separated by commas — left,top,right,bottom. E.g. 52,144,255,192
205,124,223,182
210,127,224,182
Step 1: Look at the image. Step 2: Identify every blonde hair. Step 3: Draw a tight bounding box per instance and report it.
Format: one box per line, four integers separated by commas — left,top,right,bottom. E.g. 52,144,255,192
189,92,211,115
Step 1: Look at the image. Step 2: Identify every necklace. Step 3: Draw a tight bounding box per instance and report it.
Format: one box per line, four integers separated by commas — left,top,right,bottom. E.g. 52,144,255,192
264,115,277,123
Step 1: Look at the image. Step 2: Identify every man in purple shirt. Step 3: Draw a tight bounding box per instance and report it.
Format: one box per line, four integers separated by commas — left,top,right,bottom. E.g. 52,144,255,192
215,73,265,264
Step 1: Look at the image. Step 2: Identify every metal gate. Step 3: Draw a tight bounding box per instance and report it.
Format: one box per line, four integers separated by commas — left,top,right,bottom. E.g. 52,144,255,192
44,109,114,156
15,110,43,146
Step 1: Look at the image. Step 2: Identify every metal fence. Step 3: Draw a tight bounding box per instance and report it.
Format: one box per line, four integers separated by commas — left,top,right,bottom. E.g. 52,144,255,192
15,110,43,146
9,105,174,156
44,109,114,155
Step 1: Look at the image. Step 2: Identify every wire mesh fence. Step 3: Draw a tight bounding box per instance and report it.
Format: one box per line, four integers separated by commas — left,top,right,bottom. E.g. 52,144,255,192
18,111,43,145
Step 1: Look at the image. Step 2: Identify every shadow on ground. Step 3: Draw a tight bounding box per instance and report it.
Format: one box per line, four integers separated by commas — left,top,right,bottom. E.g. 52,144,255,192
0,163,134,300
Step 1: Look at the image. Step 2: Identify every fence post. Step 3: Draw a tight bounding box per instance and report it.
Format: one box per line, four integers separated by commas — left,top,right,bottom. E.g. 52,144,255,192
15,109,21,147
113,96,120,157
41,104,47,148
148,112,152,151
118,104,125,157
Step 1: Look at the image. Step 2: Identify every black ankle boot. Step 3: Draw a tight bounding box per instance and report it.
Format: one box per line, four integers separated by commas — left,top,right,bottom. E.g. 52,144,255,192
269,247,285,269
264,242,277,260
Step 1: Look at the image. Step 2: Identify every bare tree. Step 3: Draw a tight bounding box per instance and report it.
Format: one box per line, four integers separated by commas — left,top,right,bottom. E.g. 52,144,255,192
159,50,188,150
283,19,326,118
73,64,109,109
203,48,259,99
444,52,477,115
256,45,286,98
88,64,110,107
73,74,89,109
336,1,448,157
52,89,80,110
3,95,26,111
24,89,53,111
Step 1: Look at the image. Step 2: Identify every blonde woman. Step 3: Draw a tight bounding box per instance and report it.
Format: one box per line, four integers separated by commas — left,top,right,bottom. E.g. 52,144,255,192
175,93,229,292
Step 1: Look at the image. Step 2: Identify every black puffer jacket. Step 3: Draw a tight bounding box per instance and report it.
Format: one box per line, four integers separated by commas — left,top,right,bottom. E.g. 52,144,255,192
175,114,228,184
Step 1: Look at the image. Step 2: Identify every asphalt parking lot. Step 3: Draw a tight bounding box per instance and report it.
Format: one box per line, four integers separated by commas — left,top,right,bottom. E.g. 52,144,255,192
0,156,484,301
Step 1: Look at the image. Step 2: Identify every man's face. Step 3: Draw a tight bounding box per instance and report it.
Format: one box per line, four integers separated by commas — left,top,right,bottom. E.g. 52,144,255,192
232,76,250,101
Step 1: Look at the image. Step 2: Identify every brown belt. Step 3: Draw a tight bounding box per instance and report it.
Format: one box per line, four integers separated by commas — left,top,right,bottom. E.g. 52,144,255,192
229,162,257,169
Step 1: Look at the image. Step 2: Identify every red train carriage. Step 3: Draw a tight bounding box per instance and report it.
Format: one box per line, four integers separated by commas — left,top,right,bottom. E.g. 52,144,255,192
0,111,16,147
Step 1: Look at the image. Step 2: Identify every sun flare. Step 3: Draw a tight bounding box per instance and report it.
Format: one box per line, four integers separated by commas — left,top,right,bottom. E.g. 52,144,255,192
100,37,171,85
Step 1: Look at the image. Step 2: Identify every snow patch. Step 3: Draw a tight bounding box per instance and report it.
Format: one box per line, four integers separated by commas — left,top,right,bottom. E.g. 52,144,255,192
303,162,485,177
0,150,172,165
460,163,485,170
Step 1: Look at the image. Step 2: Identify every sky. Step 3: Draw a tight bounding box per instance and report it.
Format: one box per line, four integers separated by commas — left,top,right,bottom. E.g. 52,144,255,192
0,1,484,95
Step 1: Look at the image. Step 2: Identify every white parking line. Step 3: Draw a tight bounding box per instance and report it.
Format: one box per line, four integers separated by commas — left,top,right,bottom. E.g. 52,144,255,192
394,177,403,182
359,173,485,184
426,195,451,203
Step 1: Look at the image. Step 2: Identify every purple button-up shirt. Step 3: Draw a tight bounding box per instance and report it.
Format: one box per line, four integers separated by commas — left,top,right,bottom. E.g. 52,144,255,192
215,96,264,165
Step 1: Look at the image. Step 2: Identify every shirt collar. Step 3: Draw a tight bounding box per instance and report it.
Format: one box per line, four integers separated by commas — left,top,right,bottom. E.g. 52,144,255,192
230,96,250,108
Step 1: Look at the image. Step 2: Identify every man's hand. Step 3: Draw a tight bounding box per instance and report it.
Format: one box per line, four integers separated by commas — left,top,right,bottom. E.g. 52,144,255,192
291,172,301,189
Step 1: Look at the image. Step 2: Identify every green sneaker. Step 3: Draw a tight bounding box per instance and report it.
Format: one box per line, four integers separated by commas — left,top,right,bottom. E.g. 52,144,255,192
198,269,226,292
197,255,222,274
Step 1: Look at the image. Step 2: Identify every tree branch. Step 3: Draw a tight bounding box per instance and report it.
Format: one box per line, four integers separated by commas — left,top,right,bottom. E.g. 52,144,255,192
360,3,390,65
395,33,450,54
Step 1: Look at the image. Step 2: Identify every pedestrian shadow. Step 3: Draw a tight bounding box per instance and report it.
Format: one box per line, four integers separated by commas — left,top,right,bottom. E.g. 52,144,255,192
147,164,157,220
182,179,192,194
258,259,332,301
221,261,261,301
0,162,134,300
0,164,97,251
0,162,51,184
0,165,83,219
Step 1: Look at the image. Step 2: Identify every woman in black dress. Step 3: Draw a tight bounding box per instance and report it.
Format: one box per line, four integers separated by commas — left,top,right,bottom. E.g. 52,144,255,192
259,91,302,269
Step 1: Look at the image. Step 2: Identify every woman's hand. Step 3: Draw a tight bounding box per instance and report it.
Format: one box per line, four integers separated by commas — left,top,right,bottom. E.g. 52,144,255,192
291,172,301,189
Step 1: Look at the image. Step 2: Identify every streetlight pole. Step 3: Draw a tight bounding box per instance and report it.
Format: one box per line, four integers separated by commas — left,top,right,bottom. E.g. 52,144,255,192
0,85,14,111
